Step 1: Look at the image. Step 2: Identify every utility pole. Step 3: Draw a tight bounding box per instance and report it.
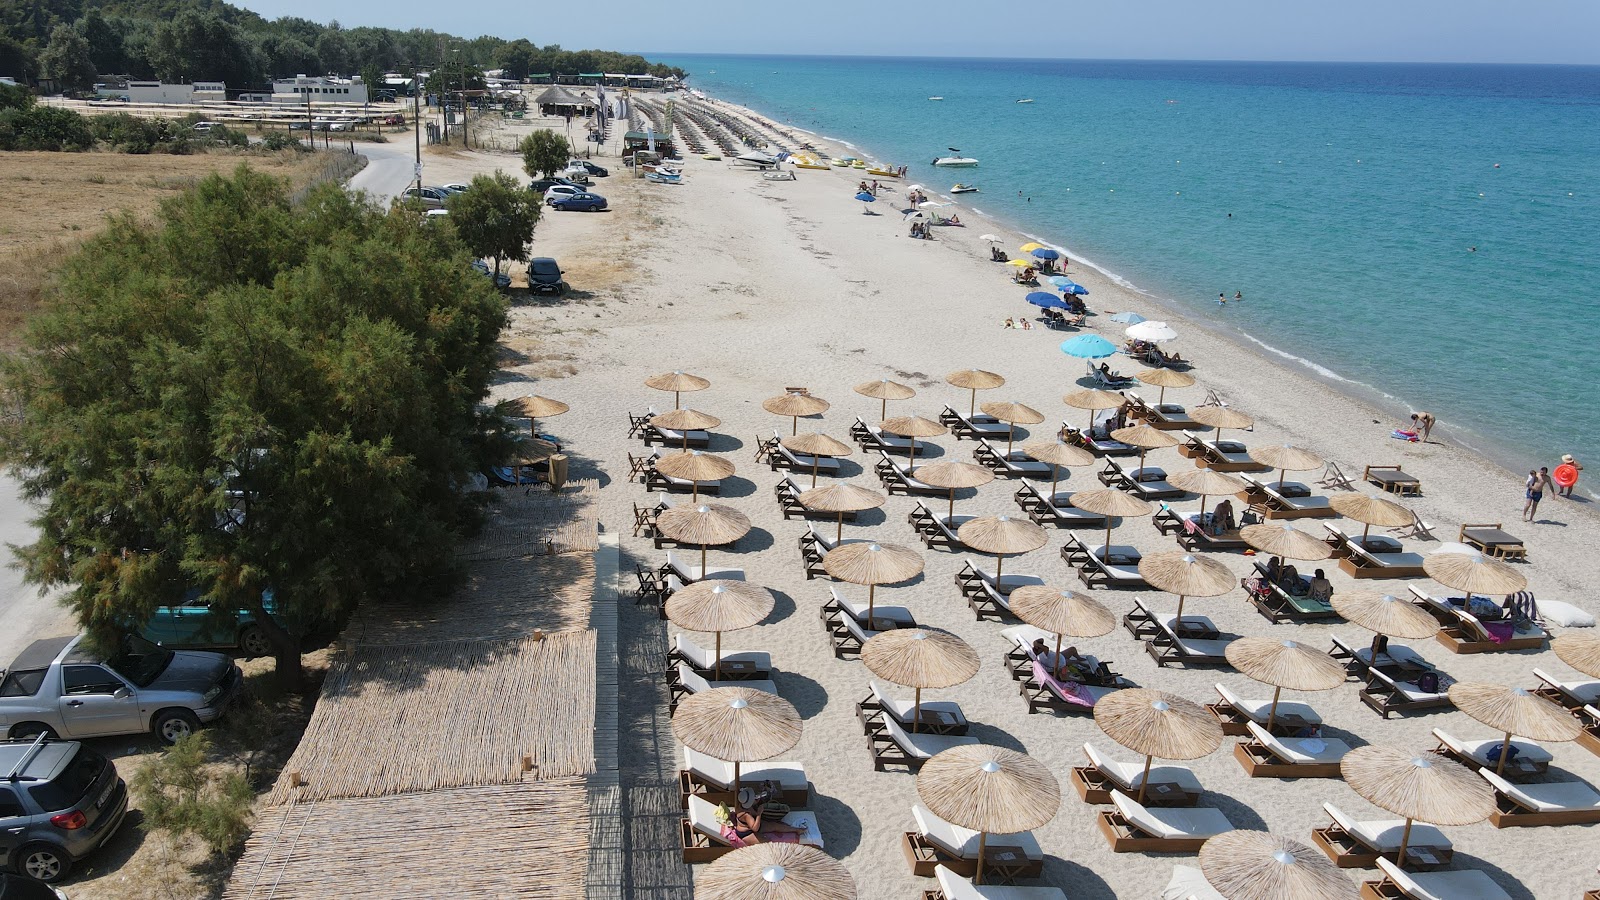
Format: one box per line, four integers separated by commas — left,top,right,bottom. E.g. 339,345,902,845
413,72,423,193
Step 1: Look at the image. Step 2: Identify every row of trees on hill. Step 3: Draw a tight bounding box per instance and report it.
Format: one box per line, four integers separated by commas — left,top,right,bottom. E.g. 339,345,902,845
0,0,685,91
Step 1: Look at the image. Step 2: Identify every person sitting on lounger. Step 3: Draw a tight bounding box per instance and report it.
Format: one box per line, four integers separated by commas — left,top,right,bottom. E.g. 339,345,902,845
1033,639,1092,681
1265,556,1283,584
1279,563,1304,594
1309,569,1333,602
947,214,962,225
718,800,807,846
1212,499,1237,533
1068,311,1087,326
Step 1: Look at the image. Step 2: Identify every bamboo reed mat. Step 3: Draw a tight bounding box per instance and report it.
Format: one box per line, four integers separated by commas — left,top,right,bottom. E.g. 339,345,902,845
460,477,600,559
346,552,596,644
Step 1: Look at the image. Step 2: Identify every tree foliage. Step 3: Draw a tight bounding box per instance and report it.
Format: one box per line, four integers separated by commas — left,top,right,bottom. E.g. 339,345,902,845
0,102,92,148
38,22,95,92
519,129,570,179
445,172,540,277
130,733,254,856
0,166,509,688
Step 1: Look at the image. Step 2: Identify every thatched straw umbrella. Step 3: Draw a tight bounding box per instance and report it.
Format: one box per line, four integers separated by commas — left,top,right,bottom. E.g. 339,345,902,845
1110,424,1179,473
1331,592,1439,667
1241,523,1334,561
1189,405,1255,443
1138,550,1236,628
1447,682,1582,775
1328,493,1414,540
1069,488,1154,552
855,379,916,419
1554,632,1600,679
862,628,980,732
879,415,949,469
506,395,570,436
763,392,831,435
697,843,856,900
915,461,995,520
652,408,723,450
1063,388,1126,432
646,370,711,409
656,450,736,502
916,745,1058,885
1022,439,1095,499
797,482,884,542
782,432,853,487
1009,585,1115,666
1168,468,1249,521
672,687,800,798
1134,368,1196,405
1199,831,1357,900
512,438,560,465
822,541,924,621
957,515,1048,582
665,580,775,680
1224,637,1345,731
980,400,1044,454
1339,745,1495,866
946,369,1006,417
1423,551,1527,597
1095,688,1222,804
656,503,751,575
1248,443,1323,491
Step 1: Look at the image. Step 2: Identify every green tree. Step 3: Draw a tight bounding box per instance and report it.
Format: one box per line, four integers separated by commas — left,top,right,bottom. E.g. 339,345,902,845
359,61,381,104
496,38,533,81
148,10,258,85
0,166,509,689
0,104,91,149
130,733,253,856
0,80,33,110
445,171,540,279
75,8,126,75
0,35,36,83
38,22,95,92
519,128,569,179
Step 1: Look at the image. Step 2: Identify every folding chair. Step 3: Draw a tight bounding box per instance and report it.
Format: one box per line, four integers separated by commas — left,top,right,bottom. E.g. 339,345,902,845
1318,462,1356,491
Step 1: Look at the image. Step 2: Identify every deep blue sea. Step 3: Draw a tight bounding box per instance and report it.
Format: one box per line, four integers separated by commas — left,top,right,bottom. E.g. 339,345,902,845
657,54,1600,481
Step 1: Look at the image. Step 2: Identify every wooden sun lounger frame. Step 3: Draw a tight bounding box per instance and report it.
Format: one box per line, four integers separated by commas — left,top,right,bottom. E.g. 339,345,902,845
857,688,970,737
899,834,1044,882
1095,811,1210,854
1487,791,1600,828
851,417,926,456
937,405,1013,441
1245,563,1339,623
1363,464,1421,496
1410,586,1547,654
1310,822,1452,871
1068,767,1199,807
1577,706,1600,758
1359,667,1451,719
819,602,871,659
1178,431,1266,472
972,439,1044,479
1061,535,1149,590
1060,423,1139,458
908,501,966,549
1457,523,1527,560
1012,483,1109,529
876,455,946,497
678,770,812,811
1096,459,1184,499
1240,475,1335,520
1124,393,1197,431
1232,738,1344,779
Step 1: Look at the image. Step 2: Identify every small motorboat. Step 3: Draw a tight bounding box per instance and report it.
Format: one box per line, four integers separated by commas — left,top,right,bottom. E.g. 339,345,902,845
933,156,979,167
645,171,681,184
1016,99,1035,104
950,183,979,194
929,96,944,101
762,170,796,181
733,151,778,169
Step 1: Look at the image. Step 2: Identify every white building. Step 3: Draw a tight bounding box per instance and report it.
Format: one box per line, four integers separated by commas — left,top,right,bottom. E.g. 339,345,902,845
126,81,227,104
272,75,368,105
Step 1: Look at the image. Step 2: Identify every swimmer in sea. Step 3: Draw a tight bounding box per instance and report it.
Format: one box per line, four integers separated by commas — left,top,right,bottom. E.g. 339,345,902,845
1218,293,1227,305
1234,291,1243,302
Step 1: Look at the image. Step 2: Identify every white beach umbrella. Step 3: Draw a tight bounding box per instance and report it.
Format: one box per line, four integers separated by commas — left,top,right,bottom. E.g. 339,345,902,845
979,234,1002,242
1126,321,1179,343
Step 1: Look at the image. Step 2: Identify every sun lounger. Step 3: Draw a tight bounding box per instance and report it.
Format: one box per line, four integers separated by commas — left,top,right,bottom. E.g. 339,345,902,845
668,634,771,680
1362,858,1511,900
642,405,712,449
1432,728,1550,779
1456,523,1526,560
680,748,811,809
1408,586,1548,653
1364,464,1422,496
669,663,777,709
635,563,670,616
1123,595,1221,641
1012,483,1109,528
1578,705,1600,758
1338,541,1427,579
774,476,822,520
1062,535,1148,589
877,451,946,496
1387,514,1438,541
1019,657,1117,715
822,583,916,630
860,678,969,736
1125,392,1199,431
1071,742,1202,807
823,601,887,658
664,550,744,584
769,429,842,476
1244,564,1338,623
681,794,822,863
1239,473,1334,519
1207,683,1322,736
851,415,926,455
1140,603,1232,669
1234,722,1350,778
954,559,1046,618
1098,789,1232,853
1533,667,1600,710
1478,768,1600,827
1163,866,1225,900
867,715,980,772
939,405,1014,441
1311,802,1452,870
908,498,973,549
1098,460,1185,500
1086,360,1134,388
1359,666,1451,719
973,439,1051,478
1061,422,1138,458
932,865,1066,900
1178,430,1264,471
1158,508,1250,552
998,625,1122,687
643,450,724,495
901,805,1044,881
1318,462,1357,491
1328,634,1433,680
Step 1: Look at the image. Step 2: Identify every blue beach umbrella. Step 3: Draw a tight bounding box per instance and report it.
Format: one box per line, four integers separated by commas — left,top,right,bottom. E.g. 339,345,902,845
1057,280,1089,296
1059,334,1117,359
855,191,876,202
1045,275,1074,288
1109,311,1146,325
1026,292,1069,309
1031,248,1061,260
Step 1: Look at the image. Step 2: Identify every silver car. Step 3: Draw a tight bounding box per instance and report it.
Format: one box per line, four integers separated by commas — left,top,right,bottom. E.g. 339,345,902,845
0,635,241,745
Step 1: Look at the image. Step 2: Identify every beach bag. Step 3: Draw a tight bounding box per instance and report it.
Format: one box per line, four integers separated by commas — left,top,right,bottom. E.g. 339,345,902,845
1416,671,1440,693
1486,743,1520,764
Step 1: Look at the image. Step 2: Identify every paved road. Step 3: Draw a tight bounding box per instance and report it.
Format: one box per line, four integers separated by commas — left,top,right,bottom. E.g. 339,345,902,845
350,141,422,204
0,474,75,666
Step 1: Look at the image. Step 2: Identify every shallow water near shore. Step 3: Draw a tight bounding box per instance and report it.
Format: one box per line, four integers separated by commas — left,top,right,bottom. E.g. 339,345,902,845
659,54,1600,482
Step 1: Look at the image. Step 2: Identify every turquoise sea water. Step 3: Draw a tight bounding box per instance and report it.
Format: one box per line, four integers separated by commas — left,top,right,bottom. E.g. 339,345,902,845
658,54,1600,481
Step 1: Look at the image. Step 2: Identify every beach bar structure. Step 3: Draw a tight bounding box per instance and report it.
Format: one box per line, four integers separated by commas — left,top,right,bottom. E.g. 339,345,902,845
534,85,598,117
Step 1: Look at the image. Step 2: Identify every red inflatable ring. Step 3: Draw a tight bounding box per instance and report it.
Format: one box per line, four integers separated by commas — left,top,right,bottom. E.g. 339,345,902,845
1553,463,1578,488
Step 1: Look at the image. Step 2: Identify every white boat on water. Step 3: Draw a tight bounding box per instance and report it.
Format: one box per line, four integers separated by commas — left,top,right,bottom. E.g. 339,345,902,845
950,183,979,194
929,96,944,101
1016,98,1035,104
933,156,979,167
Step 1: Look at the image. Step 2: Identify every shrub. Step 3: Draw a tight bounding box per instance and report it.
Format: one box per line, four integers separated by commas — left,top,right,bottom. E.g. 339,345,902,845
260,131,307,152
130,733,254,856
0,106,93,151
90,112,168,154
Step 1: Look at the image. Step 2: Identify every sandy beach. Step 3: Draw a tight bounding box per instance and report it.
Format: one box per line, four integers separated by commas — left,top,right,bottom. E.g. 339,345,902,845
424,97,1600,898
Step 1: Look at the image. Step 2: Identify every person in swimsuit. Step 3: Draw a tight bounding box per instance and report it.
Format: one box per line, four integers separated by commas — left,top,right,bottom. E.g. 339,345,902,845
1410,412,1435,442
726,800,807,845
1524,468,1553,521
1558,454,1582,498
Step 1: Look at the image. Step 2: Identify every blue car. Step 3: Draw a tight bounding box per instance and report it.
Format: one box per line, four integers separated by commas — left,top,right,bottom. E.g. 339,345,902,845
139,589,280,657
550,192,608,212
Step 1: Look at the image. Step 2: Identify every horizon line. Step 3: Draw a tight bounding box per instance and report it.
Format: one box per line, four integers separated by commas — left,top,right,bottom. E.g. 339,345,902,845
633,50,1600,69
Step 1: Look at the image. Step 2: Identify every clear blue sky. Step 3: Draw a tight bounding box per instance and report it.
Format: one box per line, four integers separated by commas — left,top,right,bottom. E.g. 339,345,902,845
243,0,1600,66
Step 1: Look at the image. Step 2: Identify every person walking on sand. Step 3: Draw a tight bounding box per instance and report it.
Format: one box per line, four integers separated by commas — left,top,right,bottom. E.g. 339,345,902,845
1556,454,1583,498
1524,467,1555,521
1410,412,1436,442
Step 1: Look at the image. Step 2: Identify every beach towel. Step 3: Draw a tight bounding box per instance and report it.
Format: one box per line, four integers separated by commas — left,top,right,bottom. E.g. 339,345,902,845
1484,621,1515,644
1392,429,1419,442
1031,660,1098,708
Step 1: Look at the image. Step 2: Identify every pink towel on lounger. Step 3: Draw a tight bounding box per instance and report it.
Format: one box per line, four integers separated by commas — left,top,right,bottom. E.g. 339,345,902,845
1031,660,1097,708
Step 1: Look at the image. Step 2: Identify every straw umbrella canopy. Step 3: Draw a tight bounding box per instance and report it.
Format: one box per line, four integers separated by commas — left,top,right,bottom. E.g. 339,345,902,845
1009,585,1115,666
957,515,1048,582
656,503,751,574
916,745,1059,885
652,409,723,450
697,843,856,900
879,415,949,469
1095,688,1223,803
1134,368,1196,405
1340,745,1495,865
1423,551,1527,597
1331,591,1439,666
656,450,736,502
946,369,1006,417
1241,523,1333,561
1328,493,1414,540
862,628,980,732
1022,439,1095,498
782,432,853,487
1225,637,1345,731
763,392,831,435
1139,550,1236,626
822,541,924,621
1190,405,1255,442
646,370,711,408
1448,682,1582,775
1199,831,1357,900
1111,423,1179,472
512,437,560,465
506,395,569,435
855,379,916,419
1248,443,1324,491
1168,468,1249,520
980,400,1044,453
672,687,801,798
1068,488,1154,552
915,460,995,520
665,580,775,680
1554,632,1600,679
798,482,885,542
1063,388,1126,432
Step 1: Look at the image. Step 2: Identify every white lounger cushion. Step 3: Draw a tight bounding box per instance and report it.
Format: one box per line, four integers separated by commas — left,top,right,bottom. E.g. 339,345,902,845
676,663,776,696
885,454,939,490
674,634,771,672
665,551,745,582
912,804,1041,861
1333,635,1428,670
1374,858,1510,900
1133,597,1216,635
871,679,967,727
1247,722,1350,765
834,590,915,629
970,559,1046,592
1110,790,1231,840
935,865,1067,900
1322,802,1449,853
1161,865,1225,900
1214,684,1322,726
684,748,808,792
778,444,840,471
883,716,978,759
1534,668,1600,704
1367,668,1447,702
1432,728,1552,766
1084,742,1202,793
1479,768,1600,812
686,794,822,849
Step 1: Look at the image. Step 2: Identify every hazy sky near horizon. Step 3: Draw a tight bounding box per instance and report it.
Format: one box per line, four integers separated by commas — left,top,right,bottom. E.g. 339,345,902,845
241,0,1600,65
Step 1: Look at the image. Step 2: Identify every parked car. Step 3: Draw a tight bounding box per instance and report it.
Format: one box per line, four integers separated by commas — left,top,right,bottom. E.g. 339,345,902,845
440,183,470,194
526,258,567,296
137,589,281,657
543,185,585,205
399,187,450,210
569,160,608,177
0,874,69,898
470,260,512,289
190,121,220,133
549,192,607,212
0,737,127,884
0,634,242,745
558,166,592,184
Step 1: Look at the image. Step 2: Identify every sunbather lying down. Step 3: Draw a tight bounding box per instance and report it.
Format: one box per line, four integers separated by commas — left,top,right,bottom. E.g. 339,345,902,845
717,798,807,846
1032,638,1094,681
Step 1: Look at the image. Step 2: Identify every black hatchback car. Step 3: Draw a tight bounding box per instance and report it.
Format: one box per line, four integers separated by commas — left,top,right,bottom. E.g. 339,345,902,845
527,258,567,296
0,736,127,884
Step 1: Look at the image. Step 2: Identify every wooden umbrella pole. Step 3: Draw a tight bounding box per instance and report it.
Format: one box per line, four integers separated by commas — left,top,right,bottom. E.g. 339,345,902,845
811,458,820,488
1362,521,1373,540
995,554,1005,581
880,397,887,419
700,543,708,577
1104,520,1114,556
1050,465,1061,499
1396,817,1414,866
948,489,956,521
913,687,922,734
974,831,988,886
1199,493,1211,520
791,415,798,436
909,437,918,473
1158,385,1167,405
1497,732,1513,775
682,432,690,450
1276,467,1286,491
1175,594,1187,626
969,389,977,418
1137,755,1154,804
836,512,845,543
1006,428,1015,456
675,390,682,410
868,583,876,619
1266,685,1281,733
714,631,722,681
733,760,742,800
692,480,701,502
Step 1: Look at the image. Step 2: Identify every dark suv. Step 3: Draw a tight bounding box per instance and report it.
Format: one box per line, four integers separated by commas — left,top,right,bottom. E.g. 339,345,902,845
526,258,567,296
1,735,128,884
